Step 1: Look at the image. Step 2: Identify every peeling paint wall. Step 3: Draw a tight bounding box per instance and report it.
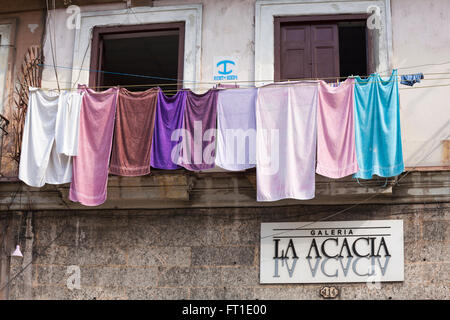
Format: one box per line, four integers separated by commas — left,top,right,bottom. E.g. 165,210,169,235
391,0,450,167
0,3,448,173
37,0,450,168
1,0,449,300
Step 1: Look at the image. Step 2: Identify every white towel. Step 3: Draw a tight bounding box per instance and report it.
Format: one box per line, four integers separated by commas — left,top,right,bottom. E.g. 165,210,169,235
55,91,83,156
256,83,318,201
19,88,81,187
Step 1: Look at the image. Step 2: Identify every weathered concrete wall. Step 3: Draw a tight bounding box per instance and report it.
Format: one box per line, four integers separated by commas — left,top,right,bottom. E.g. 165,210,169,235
391,0,450,168
38,0,450,169
4,202,449,300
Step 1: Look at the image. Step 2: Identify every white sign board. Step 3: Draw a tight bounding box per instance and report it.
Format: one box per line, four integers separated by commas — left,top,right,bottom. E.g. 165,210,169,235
260,220,404,284
213,56,239,81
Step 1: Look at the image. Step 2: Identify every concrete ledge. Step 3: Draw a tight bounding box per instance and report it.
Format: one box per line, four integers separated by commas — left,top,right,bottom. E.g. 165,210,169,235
0,170,449,211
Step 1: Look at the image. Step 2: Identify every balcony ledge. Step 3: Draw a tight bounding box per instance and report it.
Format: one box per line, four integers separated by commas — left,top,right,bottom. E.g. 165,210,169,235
0,170,449,211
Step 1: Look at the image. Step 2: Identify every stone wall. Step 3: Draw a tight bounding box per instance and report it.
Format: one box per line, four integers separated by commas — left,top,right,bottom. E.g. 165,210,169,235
4,202,449,300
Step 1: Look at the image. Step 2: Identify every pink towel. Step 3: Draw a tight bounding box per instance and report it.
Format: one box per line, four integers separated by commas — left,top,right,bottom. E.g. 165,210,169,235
69,86,118,206
316,79,358,178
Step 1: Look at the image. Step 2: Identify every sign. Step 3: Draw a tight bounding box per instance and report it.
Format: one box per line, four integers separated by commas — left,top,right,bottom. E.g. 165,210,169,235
319,286,339,299
213,56,238,81
260,220,404,284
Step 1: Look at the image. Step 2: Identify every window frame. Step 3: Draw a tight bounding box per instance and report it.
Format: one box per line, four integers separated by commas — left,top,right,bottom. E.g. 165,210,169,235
274,14,373,82
89,22,185,90
0,18,16,115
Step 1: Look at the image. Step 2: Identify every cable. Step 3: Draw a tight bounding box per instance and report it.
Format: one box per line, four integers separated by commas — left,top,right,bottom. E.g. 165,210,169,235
0,218,70,293
0,186,76,294
379,60,450,73
103,77,450,89
1,158,446,293
35,62,450,92
39,63,187,84
72,32,93,91
32,63,421,85
1,67,448,292
261,133,450,240
44,0,60,91
37,61,450,86
2,134,448,224
400,83,450,90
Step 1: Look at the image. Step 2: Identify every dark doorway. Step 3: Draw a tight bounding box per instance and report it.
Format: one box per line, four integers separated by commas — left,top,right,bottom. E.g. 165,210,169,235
90,22,185,92
338,21,367,78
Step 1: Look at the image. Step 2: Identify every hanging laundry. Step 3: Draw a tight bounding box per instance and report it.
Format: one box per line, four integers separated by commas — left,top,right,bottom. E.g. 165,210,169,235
69,86,118,206
400,73,424,86
316,78,358,178
215,88,257,171
55,90,84,156
109,87,158,176
177,89,218,171
150,90,187,170
354,70,404,179
19,88,74,187
256,82,318,201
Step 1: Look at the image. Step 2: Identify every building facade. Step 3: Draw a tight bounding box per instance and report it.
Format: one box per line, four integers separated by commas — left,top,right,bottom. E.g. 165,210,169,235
0,0,449,300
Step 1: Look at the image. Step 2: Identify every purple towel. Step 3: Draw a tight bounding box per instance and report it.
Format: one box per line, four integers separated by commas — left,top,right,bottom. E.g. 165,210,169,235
150,90,187,169
177,89,218,171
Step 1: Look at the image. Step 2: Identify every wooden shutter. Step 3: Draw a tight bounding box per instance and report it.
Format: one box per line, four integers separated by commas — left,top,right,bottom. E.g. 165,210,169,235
310,24,340,80
280,25,312,80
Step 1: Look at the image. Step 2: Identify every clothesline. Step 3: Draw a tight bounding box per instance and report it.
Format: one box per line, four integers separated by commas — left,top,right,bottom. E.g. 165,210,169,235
38,81,450,93
19,72,406,206
37,63,450,91
41,75,450,87
37,63,450,84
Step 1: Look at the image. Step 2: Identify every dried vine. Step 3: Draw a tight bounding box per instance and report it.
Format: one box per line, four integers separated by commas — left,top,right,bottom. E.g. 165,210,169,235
11,46,43,165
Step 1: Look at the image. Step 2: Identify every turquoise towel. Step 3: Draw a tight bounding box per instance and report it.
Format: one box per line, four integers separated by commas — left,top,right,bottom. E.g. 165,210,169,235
354,70,404,179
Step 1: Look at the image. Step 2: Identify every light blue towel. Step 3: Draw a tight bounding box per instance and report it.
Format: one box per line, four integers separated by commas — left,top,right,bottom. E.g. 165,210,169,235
353,70,404,179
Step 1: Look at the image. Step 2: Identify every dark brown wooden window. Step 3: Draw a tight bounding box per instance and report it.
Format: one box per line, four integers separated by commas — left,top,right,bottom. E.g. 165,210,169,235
90,22,185,91
274,14,372,82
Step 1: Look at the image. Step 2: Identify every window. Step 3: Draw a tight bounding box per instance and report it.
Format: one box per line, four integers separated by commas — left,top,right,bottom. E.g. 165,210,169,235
90,22,185,91
274,15,371,82
0,20,15,115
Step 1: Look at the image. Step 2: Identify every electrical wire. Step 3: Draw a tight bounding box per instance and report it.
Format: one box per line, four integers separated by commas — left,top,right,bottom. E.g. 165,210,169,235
1,134,448,223
36,62,450,93
45,0,60,91
379,60,450,73
38,62,450,86
0,186,77,294
1,50,449,292
260,132,450,240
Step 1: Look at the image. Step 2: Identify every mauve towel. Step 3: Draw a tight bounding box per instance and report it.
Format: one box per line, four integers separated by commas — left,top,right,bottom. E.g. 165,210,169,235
177,89,218,171
215,88,257,171
150,90,187,169
316,79,359,178
69,86,118,206
110,87,158,176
